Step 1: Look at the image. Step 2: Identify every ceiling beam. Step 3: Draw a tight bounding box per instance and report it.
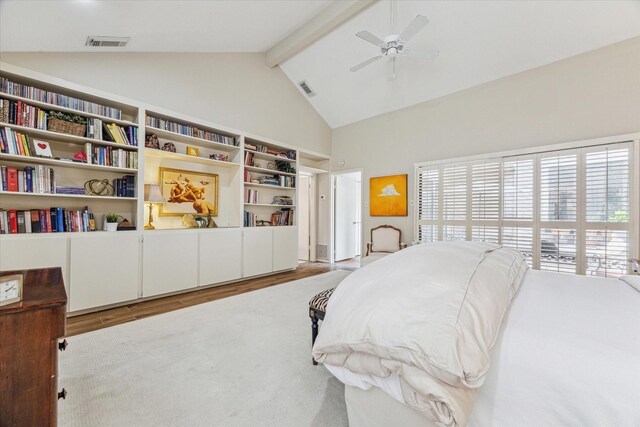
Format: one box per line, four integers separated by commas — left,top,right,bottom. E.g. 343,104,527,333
265,0,377,68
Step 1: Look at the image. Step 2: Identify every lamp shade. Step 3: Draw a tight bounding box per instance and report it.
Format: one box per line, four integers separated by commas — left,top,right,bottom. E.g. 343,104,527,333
144,184,164,203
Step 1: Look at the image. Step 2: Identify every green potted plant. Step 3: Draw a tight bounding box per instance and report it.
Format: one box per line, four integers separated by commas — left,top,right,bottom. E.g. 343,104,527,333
104,213,119,232
47,110,88,137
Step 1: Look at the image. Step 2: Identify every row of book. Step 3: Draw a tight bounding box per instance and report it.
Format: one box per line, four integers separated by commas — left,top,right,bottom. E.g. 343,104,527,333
0,206,96,234
1,77,122,119
1,165,55,194
244,211,257,227
87,118,138,146
244,151,255,166
113,175,136,198
244,144,296,160
244,188,259,204
0,100,138,146
0,128,31,156
271,208,294,226
85,143,138,169
146,115,237,146
0,99,47,130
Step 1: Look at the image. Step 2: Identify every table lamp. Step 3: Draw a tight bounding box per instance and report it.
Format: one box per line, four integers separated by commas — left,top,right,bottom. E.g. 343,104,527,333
144,184,164,230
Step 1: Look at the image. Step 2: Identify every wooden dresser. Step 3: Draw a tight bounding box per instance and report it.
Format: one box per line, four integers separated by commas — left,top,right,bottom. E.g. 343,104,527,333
0,268,67,427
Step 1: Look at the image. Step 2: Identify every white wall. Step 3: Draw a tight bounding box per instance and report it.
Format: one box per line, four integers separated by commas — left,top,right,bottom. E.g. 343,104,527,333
0,52,331,155
331,37,640,245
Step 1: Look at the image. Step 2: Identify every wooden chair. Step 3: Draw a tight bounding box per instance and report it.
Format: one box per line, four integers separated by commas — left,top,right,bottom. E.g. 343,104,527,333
308,225,406,365
362,225,407,266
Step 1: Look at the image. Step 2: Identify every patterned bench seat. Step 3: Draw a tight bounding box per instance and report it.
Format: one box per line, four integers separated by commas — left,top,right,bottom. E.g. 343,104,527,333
308,287,335,365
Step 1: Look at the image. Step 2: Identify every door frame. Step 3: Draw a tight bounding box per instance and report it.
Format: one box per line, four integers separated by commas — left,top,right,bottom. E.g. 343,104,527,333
298,171,317,261
330,168,363,264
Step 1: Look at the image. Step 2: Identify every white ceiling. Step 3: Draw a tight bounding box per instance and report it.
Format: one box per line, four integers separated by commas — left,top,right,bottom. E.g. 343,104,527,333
280,1,640,128
0,0,331,52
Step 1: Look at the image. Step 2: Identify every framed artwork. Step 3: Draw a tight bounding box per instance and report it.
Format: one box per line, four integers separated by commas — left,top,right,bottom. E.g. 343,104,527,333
32,139,53,157
370,174,407,216
159,167,219,216
186,146,199,156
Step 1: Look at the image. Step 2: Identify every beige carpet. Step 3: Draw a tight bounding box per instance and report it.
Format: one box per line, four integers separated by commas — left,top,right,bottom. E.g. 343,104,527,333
59,270,351,427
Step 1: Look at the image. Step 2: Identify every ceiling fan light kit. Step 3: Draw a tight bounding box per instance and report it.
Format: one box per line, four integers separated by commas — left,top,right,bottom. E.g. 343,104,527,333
350,1,438,80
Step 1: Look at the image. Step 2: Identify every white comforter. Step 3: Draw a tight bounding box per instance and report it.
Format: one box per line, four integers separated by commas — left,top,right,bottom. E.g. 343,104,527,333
313,241,528,426
329,270,640,426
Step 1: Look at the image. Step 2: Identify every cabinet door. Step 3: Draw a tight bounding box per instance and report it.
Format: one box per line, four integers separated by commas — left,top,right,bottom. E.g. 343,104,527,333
69,234,139,312
273,227,298,271
242,227,273,278
198,229,241,286
143,232,198,297
0,236,69,296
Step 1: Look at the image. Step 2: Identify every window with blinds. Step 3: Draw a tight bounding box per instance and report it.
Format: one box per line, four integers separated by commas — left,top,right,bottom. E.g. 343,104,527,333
415,141,635,277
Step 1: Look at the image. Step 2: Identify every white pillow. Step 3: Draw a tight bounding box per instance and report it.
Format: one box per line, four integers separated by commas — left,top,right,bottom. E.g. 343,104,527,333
619,275,640,293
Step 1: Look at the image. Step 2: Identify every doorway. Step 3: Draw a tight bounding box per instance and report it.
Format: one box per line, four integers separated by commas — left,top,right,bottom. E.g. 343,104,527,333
298,174,313,261
332,171,362,263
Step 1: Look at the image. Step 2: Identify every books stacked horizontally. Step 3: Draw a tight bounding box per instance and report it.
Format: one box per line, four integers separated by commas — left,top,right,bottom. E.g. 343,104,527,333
85,143,138,168
55,186,85,195
245,188,258,204
146,115,237,146
243,210,256,227
272,196,293,205
0,206,95,234
271,208,293,226
258,175,280,186
1,165,55,194
1,77,122,119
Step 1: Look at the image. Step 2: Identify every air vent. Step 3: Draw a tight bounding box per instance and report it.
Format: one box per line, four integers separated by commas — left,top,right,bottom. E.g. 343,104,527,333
298,81,316,98
85,36,130,48
317,244,328,259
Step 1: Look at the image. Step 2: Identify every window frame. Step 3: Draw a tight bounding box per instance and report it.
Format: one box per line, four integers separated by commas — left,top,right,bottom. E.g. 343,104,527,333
414,133,640,276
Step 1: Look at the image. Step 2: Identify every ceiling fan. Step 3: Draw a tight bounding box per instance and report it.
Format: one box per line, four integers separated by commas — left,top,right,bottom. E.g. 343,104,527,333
350,0,438,80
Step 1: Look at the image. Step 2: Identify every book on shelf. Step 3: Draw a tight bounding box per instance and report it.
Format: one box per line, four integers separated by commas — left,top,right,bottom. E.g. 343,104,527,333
272,195,293,205
271,208,293,226
1,164,55,194
244,188,259,204
146,115,237,146
0,206,96,234
244,151,254,166
112,175,136,198
243,210,256,227
1,76,122,119
84,142,138,168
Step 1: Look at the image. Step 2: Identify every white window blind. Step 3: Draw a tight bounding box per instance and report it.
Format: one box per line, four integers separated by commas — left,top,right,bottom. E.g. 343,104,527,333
415,141,635,277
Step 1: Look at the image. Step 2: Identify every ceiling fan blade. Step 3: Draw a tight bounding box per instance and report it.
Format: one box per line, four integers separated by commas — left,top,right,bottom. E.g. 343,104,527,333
404,48,439,60
350,55,383,72
399,15,429,42
355,30,384,46
387,57,398,81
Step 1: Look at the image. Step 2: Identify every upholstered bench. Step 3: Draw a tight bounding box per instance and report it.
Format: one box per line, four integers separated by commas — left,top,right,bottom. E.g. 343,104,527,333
308,287,335,365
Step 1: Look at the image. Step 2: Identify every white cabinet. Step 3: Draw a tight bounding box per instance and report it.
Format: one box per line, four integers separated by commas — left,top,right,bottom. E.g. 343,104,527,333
69,233,139,312
142,231,198,297
0,235,69,295
242,227,273,277
198,228,242,286
273,227,298,271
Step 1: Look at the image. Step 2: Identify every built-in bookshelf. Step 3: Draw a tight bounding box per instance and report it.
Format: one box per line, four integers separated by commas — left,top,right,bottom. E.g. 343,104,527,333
0,70,139,234
0,62,304,315
243,137,297,227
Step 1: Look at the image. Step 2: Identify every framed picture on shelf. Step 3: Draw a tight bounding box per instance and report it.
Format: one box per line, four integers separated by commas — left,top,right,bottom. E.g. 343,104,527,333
370,174,408,216
32,139,53,158
159,167,219,216
186,146,199,157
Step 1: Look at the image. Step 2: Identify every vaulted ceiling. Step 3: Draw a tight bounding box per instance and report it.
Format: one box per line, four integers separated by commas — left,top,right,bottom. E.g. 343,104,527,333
1,1,639,129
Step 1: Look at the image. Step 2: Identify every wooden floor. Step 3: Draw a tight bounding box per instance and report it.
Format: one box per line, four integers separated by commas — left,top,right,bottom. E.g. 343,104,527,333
66,262,350,337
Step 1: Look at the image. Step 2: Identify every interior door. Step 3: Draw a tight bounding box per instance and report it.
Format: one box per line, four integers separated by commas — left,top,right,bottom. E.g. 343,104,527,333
335,173,360,261
298,175,310,260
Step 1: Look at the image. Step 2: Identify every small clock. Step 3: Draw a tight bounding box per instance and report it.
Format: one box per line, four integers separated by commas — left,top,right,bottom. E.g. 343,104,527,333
0,274,23,307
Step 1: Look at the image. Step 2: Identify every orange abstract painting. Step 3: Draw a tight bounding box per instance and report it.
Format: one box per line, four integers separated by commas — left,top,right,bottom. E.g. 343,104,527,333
370,174,407,216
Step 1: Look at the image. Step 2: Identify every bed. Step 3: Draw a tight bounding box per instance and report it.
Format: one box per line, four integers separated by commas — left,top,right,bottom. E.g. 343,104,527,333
313,242,640,427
